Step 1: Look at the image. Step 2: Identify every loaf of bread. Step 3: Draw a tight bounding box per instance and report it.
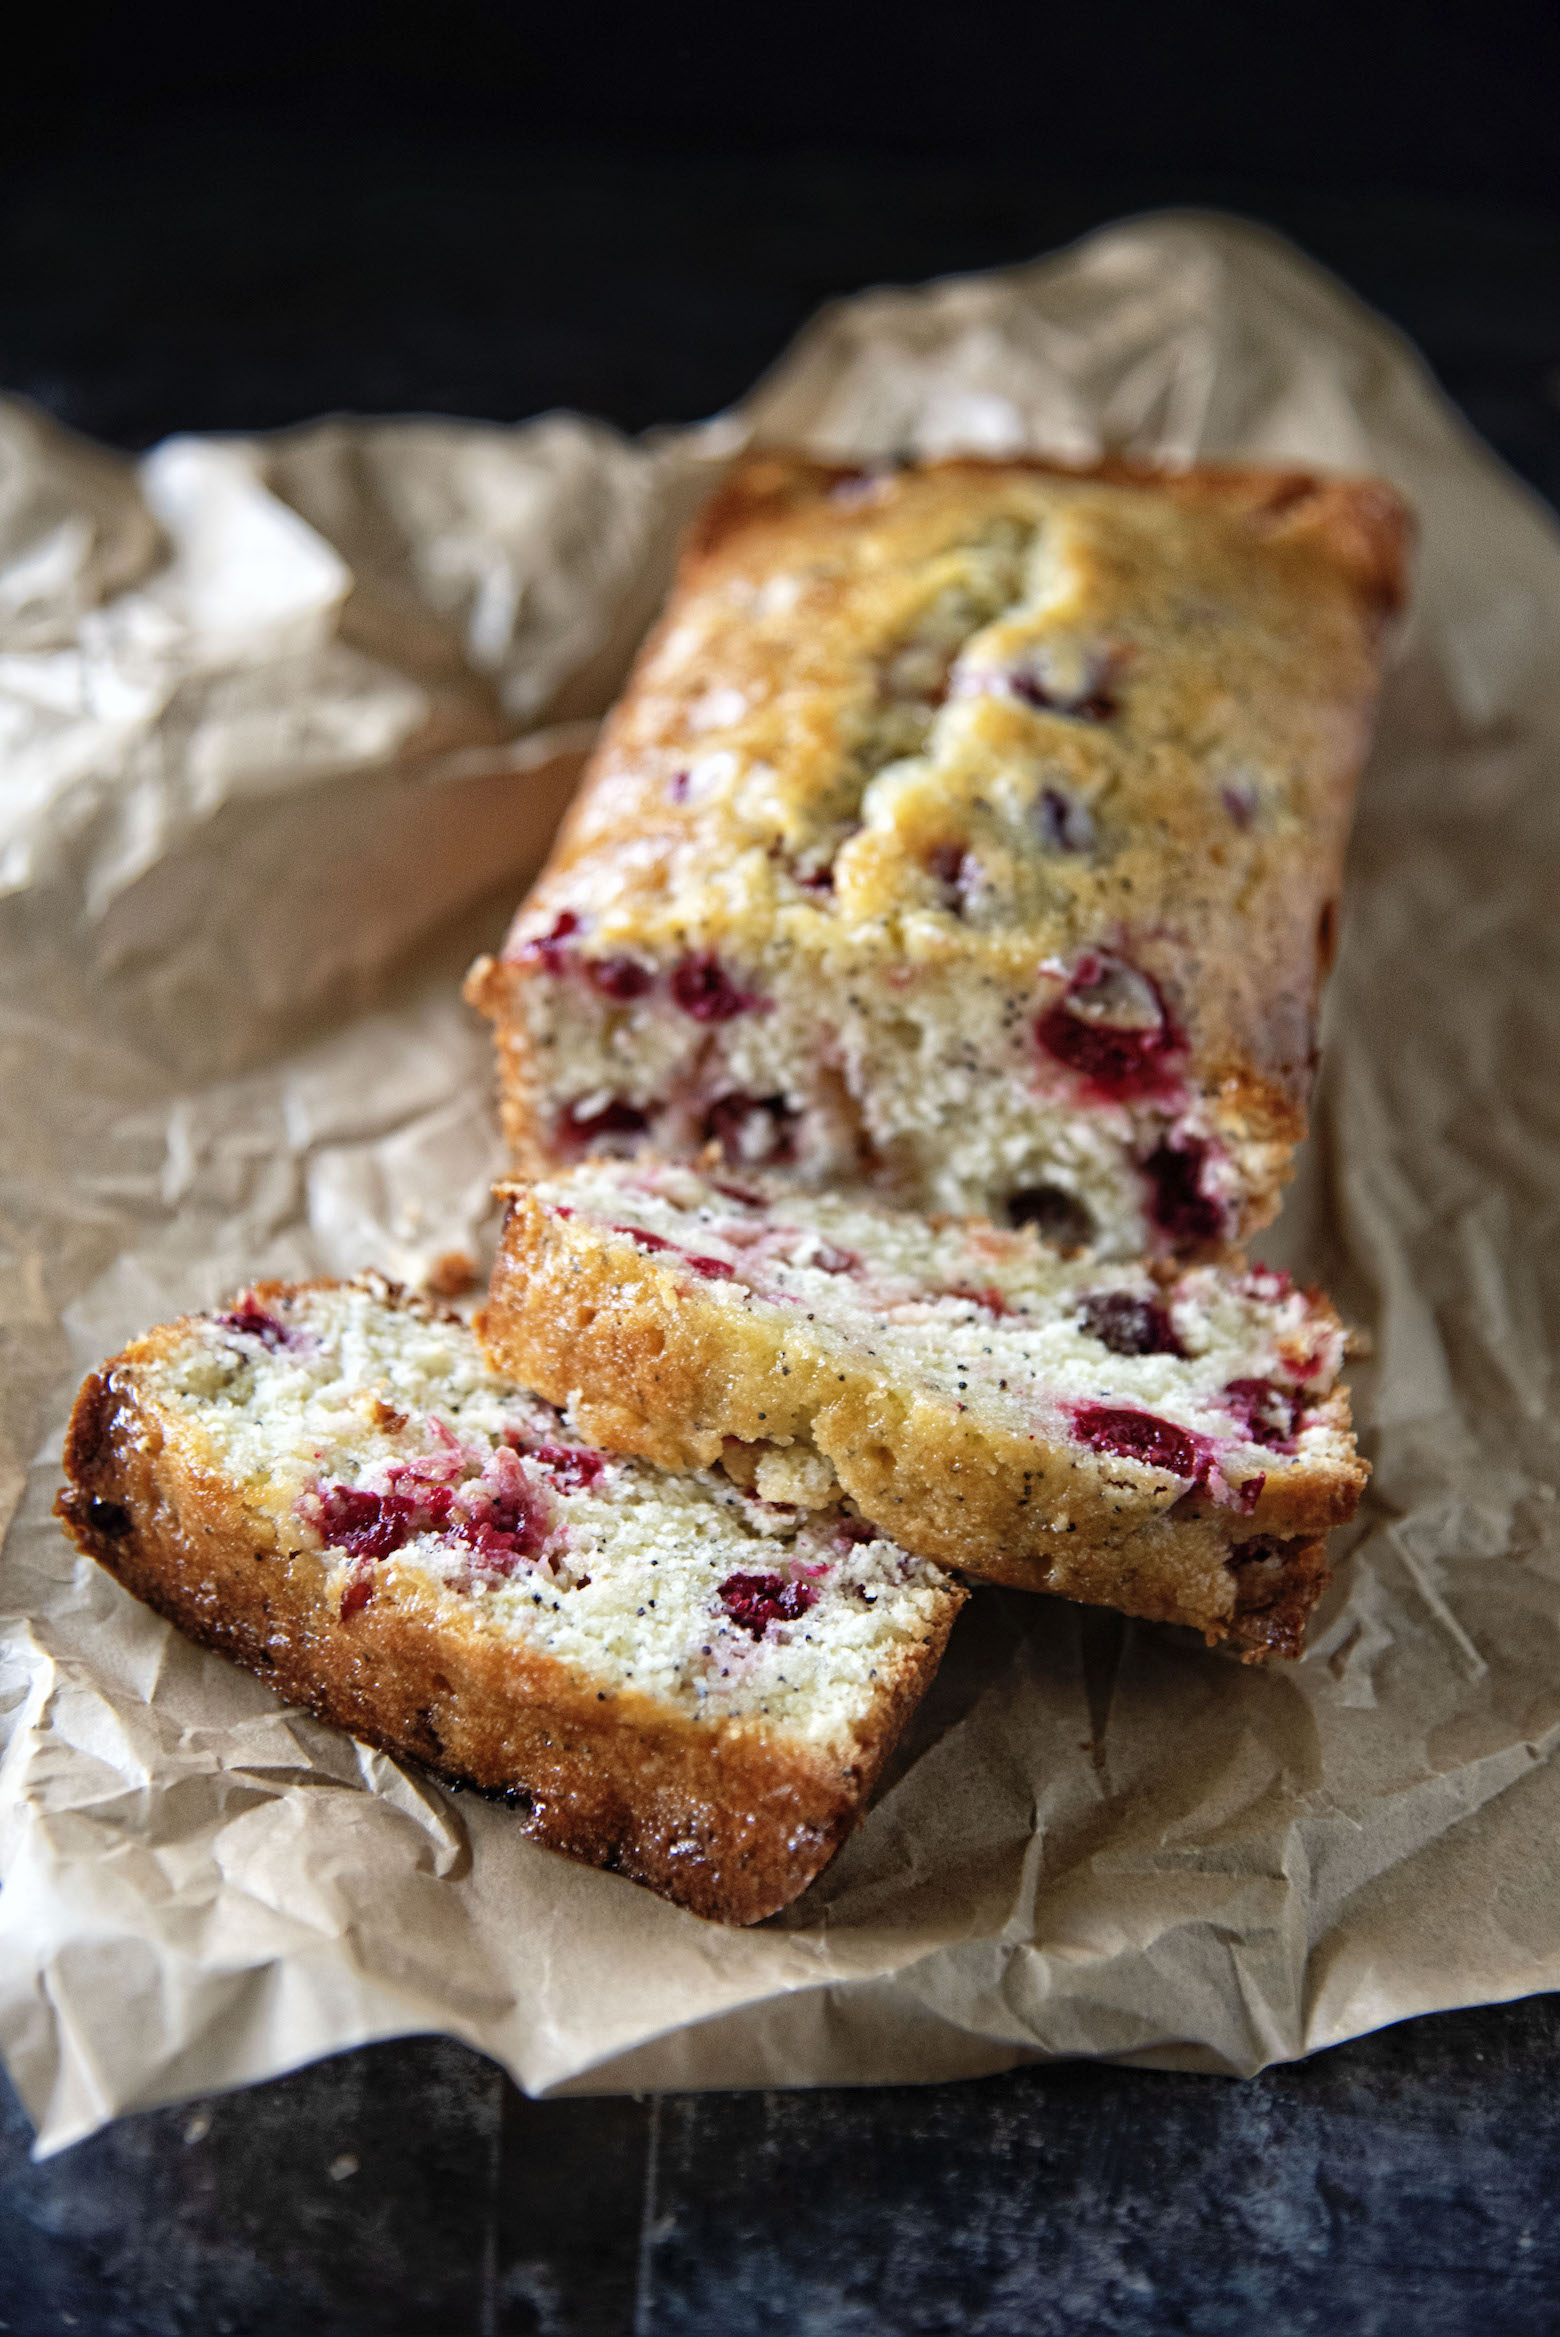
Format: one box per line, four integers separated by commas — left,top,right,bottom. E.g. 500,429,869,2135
468,455,1409,1257
478,1162,1367,1658
55,1276,965,1924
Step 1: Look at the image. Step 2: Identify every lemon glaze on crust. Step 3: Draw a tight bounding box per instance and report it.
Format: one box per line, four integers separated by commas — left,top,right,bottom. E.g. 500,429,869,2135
469,454,1410,1258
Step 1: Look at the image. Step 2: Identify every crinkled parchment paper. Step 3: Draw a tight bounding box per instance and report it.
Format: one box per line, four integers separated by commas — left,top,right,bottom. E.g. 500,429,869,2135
4,214,1559,2154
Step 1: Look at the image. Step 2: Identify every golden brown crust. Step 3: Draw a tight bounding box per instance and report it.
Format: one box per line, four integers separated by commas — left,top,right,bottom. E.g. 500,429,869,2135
479,1187,1363,1659
688,453,1411,615
470,451,1412,1247
56,1330,962,1926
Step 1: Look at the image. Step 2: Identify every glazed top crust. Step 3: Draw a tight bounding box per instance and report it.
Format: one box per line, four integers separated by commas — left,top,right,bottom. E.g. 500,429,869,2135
512,454,1411,1140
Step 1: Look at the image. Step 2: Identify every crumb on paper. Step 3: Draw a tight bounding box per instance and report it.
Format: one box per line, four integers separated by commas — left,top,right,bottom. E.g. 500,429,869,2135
424,1250,480,1299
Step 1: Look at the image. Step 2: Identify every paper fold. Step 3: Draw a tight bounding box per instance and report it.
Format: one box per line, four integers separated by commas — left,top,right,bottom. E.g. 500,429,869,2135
5,212,1559,2154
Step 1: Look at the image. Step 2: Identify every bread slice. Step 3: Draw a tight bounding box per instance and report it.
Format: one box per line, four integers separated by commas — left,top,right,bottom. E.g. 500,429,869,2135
55,1276,965,1924
478,1163,1368,1658
467,453,1410,1257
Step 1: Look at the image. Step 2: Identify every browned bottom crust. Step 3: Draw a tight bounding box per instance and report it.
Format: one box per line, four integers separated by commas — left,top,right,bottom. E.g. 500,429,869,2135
479,1189,1358,1658
57,1366,959,1925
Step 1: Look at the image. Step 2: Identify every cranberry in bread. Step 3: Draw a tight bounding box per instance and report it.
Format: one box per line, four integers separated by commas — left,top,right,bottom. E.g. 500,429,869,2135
478,1162,1367,1658
468,454,1410,1257
56,1276,964,1924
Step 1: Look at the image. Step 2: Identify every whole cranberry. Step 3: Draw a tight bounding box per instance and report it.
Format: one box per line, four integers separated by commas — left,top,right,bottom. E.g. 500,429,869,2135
671,953,762,1021
1072,1405,1203,1481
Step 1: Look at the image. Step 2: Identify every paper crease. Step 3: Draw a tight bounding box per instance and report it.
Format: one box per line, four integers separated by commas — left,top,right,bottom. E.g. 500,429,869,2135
4,212,1560,2150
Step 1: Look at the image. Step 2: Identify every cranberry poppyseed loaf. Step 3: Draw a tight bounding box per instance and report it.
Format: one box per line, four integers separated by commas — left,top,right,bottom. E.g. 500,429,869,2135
467,455,1410,1258
479,1163,1368,1658
56,1276,964,1924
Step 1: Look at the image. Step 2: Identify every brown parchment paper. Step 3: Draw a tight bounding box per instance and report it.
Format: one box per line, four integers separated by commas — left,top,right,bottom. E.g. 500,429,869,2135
4,213,1560,2155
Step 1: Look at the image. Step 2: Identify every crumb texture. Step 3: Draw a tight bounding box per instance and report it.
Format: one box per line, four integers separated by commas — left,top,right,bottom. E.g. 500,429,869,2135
55,1277,965,1923
480,1163,1367,1655
469,454,1408,1255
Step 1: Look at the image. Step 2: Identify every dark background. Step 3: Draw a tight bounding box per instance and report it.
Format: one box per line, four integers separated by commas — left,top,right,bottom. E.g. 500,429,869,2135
3,5,1560,2331
0,0,1558,501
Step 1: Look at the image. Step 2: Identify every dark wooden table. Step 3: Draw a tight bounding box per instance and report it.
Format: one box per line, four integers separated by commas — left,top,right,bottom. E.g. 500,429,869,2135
5,1997,1560,2334
3,129,1559,2336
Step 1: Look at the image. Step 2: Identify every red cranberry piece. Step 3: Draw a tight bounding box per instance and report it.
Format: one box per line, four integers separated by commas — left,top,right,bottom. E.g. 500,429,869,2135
528,1444,607,1494
611,1224,737,1281
614,1222,674,1254
219,1301,289,1347
794,823,859,892
926,842,985,916
1222,1379,1301,1450
1009,662,1116,721
946,1283,1011,1316
1036,956,1181,1102
704,1092,796,1167
710,1179,766,1208
718,1570,818,1636
671,952,762,1021
1079,1292,1183,1356
812,1244,860,1275
833,1517,880,1547
453,1469,551,1569
319,1485,421,1562
1037,787,1097,854
374,1473,454,1530
668,769,691,803
585,956,655,1001
519,911,580,975
1073,1404,1202,1480
1037,1004,1166,1095
455,1519,532,1570
1142,1139,1224,1246
1008,1186,1094,1248
341,1570,374,1619
487,1484,545,1540
561,1098,651,1147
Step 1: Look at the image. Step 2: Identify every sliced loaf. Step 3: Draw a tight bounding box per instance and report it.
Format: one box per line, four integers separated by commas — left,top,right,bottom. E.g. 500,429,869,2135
479,1162,1367,1657
56,1276,965,1924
